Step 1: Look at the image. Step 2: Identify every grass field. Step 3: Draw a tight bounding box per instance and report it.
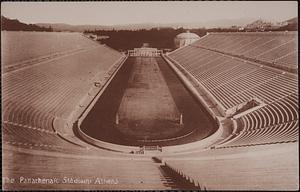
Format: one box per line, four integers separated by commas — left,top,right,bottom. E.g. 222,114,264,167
117,57,182,139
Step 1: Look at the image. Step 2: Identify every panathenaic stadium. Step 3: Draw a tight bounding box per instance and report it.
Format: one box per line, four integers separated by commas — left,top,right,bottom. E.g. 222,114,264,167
2,30,298,190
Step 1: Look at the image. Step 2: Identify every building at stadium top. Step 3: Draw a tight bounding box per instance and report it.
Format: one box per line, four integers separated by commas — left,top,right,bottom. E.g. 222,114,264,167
174,31,200,48
128,43,162,56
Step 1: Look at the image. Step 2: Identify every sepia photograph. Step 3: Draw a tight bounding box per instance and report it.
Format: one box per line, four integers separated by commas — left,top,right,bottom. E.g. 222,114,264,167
1,1,298,190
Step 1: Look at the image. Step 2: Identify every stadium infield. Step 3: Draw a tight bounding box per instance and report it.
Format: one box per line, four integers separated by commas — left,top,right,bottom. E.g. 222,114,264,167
81,56,217,146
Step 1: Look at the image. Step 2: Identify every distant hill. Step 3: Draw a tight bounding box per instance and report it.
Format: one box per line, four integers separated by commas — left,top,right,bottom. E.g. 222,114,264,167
277,17,298,31
245,19,273,30
244,17,298,31
1,16,53,32
286,17,298,24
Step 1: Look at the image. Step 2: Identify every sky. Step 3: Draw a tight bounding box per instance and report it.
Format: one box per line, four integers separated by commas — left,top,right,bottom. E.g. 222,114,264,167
1,1,298,26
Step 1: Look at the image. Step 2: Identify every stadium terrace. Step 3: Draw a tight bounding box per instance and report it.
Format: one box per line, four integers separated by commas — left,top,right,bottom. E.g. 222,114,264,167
2,24,298,190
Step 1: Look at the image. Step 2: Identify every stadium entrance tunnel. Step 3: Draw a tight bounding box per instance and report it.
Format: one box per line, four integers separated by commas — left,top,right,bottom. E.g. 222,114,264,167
79,56,218,147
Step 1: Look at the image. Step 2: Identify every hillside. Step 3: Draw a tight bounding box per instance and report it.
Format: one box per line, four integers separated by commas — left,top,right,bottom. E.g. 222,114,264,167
1,16,53,32
244,17,298,31
276,17,298,31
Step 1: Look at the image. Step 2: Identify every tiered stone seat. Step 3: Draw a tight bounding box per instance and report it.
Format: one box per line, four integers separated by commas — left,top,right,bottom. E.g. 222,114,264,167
222,93,298,147
2,31,100,67
3,34,124,152
275,51,298,67
3,122,73,152
243,37,295,59
169,47,297,109
257,41,297,63
3,148,172,190
210,68,279,108
163,143,298,190
168,32,298,147
191,32,297,68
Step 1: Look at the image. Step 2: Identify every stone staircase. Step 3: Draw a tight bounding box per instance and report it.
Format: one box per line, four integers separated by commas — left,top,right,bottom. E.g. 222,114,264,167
152,157,200,190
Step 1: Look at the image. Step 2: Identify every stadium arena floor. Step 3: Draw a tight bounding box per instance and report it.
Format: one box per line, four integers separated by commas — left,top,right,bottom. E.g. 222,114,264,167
80,56,217,146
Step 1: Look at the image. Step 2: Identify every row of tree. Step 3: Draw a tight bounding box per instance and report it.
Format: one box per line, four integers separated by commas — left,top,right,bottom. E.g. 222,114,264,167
84,26,263,51
85,28,208,51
